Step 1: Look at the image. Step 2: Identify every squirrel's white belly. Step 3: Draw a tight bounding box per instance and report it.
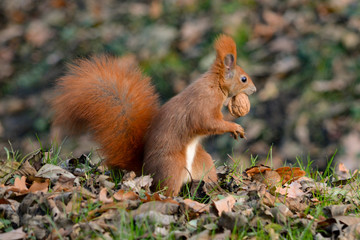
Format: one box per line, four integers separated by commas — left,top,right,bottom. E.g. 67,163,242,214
184,136,201,183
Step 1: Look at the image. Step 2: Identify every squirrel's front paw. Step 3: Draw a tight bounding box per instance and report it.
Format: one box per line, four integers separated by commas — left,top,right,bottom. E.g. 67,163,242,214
231,124,245,140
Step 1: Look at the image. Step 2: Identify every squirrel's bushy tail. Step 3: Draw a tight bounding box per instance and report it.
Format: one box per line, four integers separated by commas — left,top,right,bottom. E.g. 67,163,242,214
52,55,160,171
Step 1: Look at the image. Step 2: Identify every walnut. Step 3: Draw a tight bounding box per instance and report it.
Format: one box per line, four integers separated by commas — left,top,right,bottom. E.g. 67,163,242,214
228,93,250,117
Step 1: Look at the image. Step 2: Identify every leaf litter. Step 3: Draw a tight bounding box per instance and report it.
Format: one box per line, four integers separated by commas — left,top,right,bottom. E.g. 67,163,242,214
0,153,359,239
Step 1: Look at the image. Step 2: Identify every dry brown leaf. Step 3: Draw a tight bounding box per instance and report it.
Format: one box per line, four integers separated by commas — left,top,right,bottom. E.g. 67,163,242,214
48,199,63,222
86,202,129,221
28,178,49,193
122,175,152,193
182,198,209,213
332,172,359,186
341,223,360,240
252,170,281,187
65,200,74,215
75,186,97,199
36,164,76,183
113,189,139,201
99,188,113,204
334,216,360,226
262,191,308,213
161,197,180,205
0,161,21,184
324,204,353,218
276,180,305,199
142,192,162,203
134,210,176,226
132,201,179,216
338,163,349,174
275,167,306,184
8,176,28,194
213,195,236,216
14,160,37,177
24,151,43,171
53,175,75,192
141,192,179,205
140,192,179,205
318,215,360,236
335,162,354,180
0,227,26,240
218,211,248,230
245,165,272,177
97,175,115,189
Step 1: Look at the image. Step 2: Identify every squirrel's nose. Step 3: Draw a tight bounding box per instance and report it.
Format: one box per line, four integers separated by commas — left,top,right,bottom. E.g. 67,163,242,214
245,84,256,95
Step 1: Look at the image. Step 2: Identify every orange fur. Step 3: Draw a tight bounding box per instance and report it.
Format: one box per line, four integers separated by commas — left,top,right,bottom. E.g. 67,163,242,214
52,56,159,171
52,35,256,196
214,34,237,64
211,34,237,81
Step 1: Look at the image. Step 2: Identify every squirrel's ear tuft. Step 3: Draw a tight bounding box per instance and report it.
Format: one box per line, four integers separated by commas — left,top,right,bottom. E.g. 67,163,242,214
214,34,237,66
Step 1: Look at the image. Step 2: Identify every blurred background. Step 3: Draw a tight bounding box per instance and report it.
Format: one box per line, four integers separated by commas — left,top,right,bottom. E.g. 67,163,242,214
0,0,359,170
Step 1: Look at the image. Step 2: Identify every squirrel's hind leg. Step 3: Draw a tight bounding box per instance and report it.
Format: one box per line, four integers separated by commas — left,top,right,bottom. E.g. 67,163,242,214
191,145,218,183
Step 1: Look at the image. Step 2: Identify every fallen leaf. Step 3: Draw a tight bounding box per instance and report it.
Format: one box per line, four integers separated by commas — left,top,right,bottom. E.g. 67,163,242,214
213,195,236,216
132,201,179,216
245,165,272,177
75,186,96,199
53,175,75,192
97,175,115,189
86,202,131,221
334,216,360,226
262,191,308,213
122,175,152,193
0,227,26,240
340,222,360,240
113,189,139,201
142,192,162,202
218,211,248,230
25,151,43,171
275,167,306,184
14,159,37,177
270,203,293,225
8,176,28,194
338,163,349,175
134,210,175,226
36,164,76,183
48,199,63,222
28,178,49,193
182,198,210,214
323,204,353,218
0,161,21,184
276,180,306,199
99,188,113,204
252,170,282,187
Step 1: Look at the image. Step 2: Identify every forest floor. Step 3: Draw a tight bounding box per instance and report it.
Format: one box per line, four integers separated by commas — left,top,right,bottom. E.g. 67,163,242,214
0,149,359,239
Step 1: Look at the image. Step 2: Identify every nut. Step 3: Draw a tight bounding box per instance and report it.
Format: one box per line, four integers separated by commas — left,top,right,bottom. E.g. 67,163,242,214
228,93,250,117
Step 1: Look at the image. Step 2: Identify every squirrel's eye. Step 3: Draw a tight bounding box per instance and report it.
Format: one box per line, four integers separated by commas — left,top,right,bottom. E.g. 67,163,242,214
241,76,247,83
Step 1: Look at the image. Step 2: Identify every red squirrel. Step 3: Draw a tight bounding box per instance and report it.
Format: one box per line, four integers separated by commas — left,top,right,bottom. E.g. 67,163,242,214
52,35,256,196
